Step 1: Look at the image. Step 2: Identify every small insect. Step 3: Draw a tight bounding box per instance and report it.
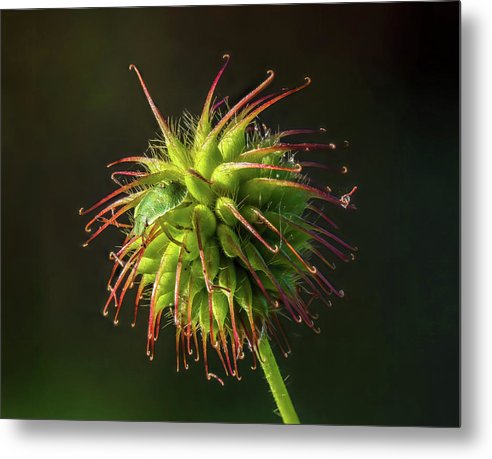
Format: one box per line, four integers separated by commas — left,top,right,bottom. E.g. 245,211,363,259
133,181,188,236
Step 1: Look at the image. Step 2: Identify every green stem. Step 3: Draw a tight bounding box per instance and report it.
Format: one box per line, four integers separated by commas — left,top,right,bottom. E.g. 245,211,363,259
258,336,300,424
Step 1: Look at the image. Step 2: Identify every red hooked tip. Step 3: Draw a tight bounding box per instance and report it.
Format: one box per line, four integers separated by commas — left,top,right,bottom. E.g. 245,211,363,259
252,178,355,209
109,251,125,266
201,54,232,124
207,373,225,386
84,194,139,232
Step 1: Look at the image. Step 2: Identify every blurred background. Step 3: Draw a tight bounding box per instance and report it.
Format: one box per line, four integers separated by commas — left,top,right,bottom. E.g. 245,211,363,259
1,2,459,425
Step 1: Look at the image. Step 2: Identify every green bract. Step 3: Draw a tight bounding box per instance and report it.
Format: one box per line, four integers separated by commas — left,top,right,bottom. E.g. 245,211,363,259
81,56,357,384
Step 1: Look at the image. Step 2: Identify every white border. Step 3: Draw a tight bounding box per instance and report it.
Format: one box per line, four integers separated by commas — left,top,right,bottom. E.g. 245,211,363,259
2,0,492,458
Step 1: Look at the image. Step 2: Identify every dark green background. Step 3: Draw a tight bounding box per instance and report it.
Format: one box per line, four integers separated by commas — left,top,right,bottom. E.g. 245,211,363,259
1,2,459,425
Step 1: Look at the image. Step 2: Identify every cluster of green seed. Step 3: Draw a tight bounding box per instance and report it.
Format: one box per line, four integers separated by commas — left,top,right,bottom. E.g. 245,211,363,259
80,56,356,384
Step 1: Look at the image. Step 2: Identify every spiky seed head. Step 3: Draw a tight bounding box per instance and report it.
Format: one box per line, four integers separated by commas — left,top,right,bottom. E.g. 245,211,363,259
81,55,357,384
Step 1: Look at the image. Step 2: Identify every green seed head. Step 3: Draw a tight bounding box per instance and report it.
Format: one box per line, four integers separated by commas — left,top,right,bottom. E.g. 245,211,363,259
80,55,357,384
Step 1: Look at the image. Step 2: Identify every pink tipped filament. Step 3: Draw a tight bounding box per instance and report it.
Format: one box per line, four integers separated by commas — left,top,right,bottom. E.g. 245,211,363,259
280,127,326,137
233,77,312,132
208,70,275,139
129,64,172,139
79,171,166,216
202,54,230,120
253,209,316,274
308,204,339,229
239,142,335,162
218,161,302,174
224,202,278,254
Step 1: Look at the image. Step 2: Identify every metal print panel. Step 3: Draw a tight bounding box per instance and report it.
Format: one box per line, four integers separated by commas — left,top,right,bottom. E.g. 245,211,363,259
1,1,460,426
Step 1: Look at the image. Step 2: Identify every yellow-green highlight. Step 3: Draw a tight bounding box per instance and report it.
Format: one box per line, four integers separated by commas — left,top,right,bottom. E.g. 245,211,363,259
259,337,300,424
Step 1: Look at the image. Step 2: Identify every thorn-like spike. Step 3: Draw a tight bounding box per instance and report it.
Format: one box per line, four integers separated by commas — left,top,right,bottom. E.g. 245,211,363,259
253,208,317,274
279,215,351,262
111,170,147,185
84,194,141,233
174,244,186,326
279,127,326,138
208,70,275,139
251,178,357,209
239,142,336,162
132,279,146,327
217,162,302,175
278,247,332,308
80,171,165,216
307,204,339,229
233,77,312,133
308,222,358,252
106,156,159,169
310,246,336,270
147,249,170,352
83,202,137,247
194,217,217,347
201,54,231,122
212,95,229,112
241,90,284,117
103,248,141,316
129,64,172,138
225,202,278,254
114,249,145,324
